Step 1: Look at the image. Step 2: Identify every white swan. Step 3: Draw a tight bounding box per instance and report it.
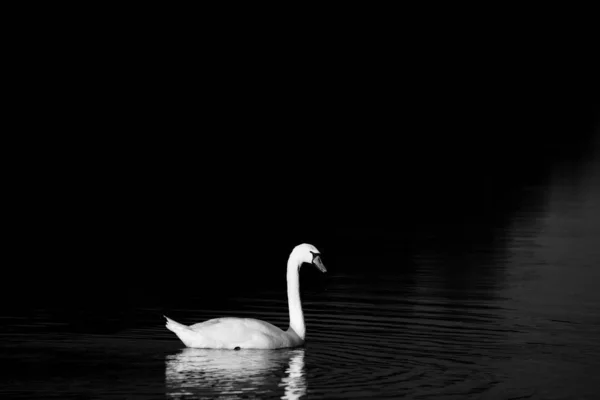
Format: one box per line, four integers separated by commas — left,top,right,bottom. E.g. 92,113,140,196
164,243,326,349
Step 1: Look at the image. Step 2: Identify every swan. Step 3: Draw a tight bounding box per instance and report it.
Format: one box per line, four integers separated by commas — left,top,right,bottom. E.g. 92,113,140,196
164,243,326,349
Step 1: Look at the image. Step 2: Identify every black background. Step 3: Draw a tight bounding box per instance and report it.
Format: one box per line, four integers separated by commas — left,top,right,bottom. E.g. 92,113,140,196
5,32,600,320
8,103,599,314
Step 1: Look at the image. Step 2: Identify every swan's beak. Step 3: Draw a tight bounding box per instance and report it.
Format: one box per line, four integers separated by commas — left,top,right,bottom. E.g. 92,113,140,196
313,255,327,273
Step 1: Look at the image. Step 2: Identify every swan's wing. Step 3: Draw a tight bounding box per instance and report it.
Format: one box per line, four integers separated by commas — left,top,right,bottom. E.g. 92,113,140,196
240,318,285,336
189,318,285,347
189,318,228,330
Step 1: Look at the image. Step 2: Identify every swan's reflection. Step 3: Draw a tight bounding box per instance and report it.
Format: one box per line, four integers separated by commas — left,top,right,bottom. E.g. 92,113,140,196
165,347,306,399
278,348,306,399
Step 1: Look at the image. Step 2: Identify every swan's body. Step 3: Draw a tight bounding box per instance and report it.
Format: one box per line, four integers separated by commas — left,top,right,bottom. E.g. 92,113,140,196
164,317,303,349
165,243,326,349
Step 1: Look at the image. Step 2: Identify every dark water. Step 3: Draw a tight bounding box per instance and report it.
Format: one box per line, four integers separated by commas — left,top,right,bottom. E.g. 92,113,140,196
3,132,600,399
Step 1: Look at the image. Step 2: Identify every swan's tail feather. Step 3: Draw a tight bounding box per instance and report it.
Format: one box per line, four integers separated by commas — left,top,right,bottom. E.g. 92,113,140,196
164,315,190,333
163,315,190,333
164,315,199,347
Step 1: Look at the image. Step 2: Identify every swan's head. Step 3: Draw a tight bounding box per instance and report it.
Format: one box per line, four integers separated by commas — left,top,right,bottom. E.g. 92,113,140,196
292,243,327,272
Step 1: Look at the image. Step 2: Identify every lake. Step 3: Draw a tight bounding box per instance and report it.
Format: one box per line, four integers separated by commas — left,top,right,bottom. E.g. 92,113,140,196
2,132,599,399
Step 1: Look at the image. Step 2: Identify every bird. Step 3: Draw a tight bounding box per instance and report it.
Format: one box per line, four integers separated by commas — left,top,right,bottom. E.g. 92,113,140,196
164,243,327,349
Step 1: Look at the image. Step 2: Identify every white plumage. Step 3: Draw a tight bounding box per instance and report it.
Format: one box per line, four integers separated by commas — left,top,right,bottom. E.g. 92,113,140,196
165,243,326,349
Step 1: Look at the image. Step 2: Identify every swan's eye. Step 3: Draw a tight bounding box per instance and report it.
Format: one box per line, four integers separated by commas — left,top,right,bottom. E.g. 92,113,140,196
309,251,320,261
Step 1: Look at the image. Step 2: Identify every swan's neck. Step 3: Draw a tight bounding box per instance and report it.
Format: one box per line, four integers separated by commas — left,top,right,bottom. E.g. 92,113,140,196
287,255,305,340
